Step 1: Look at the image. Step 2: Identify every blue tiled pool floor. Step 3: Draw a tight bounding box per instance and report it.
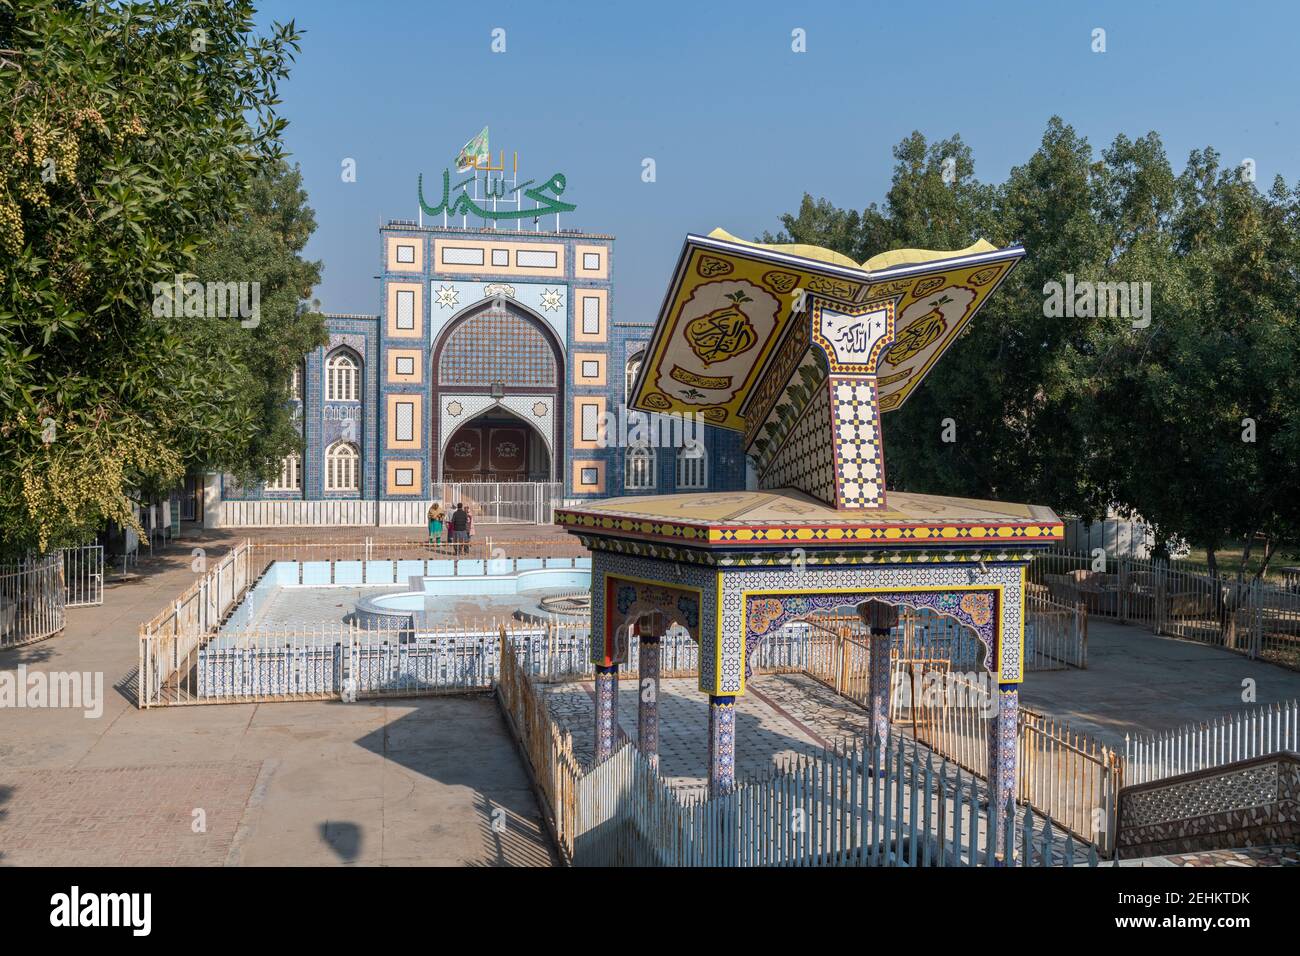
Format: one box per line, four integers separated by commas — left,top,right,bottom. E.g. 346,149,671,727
228,584,578,631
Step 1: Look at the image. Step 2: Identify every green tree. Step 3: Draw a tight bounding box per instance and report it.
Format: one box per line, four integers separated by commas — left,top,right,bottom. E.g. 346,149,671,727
184,161,326,487
0,0,303,555
764,118,1300,578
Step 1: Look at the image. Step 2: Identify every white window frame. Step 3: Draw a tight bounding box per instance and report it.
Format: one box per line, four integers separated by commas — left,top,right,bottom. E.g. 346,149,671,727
676,445,708,490
265,453,302,492
325,441,360,492
326,351,360,402
625,445,657,491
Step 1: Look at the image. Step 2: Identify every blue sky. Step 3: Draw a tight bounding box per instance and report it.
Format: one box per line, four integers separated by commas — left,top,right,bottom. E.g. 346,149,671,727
256,0,1298,315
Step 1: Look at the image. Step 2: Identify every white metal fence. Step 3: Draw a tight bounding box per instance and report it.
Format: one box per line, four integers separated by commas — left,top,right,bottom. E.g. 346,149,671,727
435,482,562,525
0,554,66,649
217,481,564,528
497,641,1100,868
1124,699,1300,787
59,543,104,607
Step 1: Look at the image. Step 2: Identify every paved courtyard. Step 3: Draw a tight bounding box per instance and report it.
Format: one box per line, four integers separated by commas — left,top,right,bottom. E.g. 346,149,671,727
544,672,871,795
0,526,559,867
6,524,1300,866
1018,617,1300,749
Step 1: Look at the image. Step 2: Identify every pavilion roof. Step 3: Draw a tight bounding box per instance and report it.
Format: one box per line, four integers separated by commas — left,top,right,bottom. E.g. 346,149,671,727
556,488,1062,550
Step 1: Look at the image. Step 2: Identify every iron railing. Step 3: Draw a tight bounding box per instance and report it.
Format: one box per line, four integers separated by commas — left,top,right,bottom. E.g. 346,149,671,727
0,554,66,649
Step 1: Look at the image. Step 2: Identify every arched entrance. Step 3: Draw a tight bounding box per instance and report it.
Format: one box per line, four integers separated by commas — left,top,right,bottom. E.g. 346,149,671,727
432,297,564,482
442,406,552,481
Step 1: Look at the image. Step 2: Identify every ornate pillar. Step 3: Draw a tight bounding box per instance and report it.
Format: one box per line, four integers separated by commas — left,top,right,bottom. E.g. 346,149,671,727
707,695,736,797
988,682,1019,862
637,619,662,767
594,663,619,763
860,599,899,758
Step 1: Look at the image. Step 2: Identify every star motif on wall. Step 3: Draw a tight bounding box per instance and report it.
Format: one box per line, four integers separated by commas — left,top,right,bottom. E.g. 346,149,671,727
434,284,460,309
539,288,563,312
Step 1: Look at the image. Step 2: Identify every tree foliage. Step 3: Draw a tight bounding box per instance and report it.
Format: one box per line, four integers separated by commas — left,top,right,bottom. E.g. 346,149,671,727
766,118,1300,576
0,0,313,555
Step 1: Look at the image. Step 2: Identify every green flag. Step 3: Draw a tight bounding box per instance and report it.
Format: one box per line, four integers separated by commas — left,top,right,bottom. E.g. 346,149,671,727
455,126,489,172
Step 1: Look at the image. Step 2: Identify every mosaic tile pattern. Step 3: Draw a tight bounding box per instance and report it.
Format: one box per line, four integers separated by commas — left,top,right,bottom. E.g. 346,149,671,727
439,393,555,464
758,381,836,506
589,551,719,688
438,309,558,386
829,375,886,508
720,563,1026,691
638,636,661,760
708,696,737,796
594,665,618,762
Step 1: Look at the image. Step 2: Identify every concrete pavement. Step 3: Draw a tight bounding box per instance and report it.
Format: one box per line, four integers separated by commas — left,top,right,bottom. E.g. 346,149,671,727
0,531,555,867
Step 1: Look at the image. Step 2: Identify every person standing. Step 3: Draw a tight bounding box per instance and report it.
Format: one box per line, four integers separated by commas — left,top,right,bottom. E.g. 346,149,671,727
450,503,469,555
427,501,445,549
464,505,474,555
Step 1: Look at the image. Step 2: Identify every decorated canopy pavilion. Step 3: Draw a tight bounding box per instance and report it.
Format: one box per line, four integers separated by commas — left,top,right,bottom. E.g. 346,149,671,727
555,229,1063,841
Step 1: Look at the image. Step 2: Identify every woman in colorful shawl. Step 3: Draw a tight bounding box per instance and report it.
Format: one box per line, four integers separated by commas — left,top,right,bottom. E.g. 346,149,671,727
427,501,445,547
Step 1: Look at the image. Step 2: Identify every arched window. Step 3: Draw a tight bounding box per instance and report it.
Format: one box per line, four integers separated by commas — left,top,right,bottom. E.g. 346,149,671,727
625,350,645,404
325,441,360,492
265,453,302,492
326,351,359,402
676,444,708,490
625,445,657,491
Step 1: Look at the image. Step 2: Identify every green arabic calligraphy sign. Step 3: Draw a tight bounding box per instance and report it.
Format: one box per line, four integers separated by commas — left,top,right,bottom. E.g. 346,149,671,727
418,168,576,221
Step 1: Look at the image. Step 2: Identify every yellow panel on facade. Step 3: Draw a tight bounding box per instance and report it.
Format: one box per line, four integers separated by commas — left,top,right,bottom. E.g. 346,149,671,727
573,288,607,343
573,352,607,386
573,396,606,449
386,236,423,273
571,459,606,494
574,244,608,279
387,348,423,384
386,460,423,495
386,282,423,338
386,393,422,450
432,239,567,278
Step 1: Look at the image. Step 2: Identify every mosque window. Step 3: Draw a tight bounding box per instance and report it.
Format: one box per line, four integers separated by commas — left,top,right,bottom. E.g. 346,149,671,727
676,446,708,490
265,453,301,492
625,445,657,491
326,351,360,402
625,350,645,403
325,441,360,492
